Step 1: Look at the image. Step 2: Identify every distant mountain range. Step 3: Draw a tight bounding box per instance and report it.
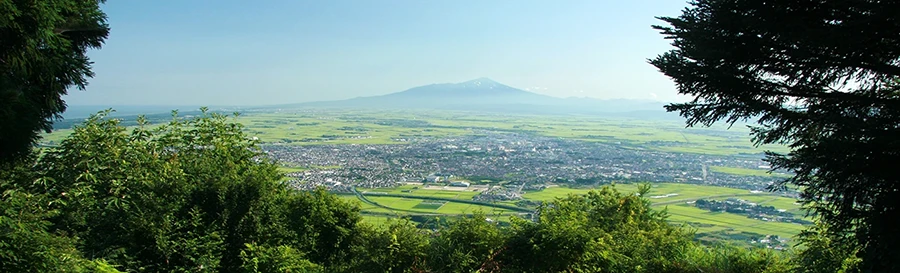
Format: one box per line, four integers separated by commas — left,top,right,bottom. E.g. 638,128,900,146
280,78,675,117
61,78,678,121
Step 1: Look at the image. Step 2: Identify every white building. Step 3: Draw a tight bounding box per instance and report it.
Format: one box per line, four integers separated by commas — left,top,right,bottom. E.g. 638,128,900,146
449,181,470,187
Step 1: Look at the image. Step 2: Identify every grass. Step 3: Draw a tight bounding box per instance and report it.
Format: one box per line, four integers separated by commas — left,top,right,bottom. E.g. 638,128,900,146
348,183,809,240
39,128,74,145
43,109,803,240
734,195,808,218
361,185,483,200
277,166,309,173
45,108,788,156
360,215,392,226
362,195,519,215
236,111,472,145
412,201,446,210
360,183,804,214
663,204,804,239
709,166,792,178
435,202,474,214
520,183,752,203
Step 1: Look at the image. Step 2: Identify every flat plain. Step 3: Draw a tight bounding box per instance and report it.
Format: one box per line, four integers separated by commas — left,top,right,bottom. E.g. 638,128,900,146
46,108,803,245
342,181,805,241
45,109,788,155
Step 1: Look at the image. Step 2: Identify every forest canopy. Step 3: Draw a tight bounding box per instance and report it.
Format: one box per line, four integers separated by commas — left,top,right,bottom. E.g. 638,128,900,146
1,111,796,273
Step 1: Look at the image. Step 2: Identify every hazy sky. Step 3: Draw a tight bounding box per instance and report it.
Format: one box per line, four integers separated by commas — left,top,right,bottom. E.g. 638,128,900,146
64,0,690,106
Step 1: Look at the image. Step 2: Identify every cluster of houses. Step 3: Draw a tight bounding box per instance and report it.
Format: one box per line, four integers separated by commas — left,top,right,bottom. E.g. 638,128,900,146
264,131,790,194
693,198,810,225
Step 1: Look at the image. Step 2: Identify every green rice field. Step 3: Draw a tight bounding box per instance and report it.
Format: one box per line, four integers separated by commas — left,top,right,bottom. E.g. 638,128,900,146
709,165,792,178
44,109,788,156
339,182,807,242
45,109,803,245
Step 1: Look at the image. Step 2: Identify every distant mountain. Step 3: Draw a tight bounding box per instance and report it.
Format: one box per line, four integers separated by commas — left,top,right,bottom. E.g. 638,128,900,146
283,78,674,117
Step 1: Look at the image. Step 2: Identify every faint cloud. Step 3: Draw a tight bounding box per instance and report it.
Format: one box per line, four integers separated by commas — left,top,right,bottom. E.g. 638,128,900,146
525,86,549,92
649,92,658,99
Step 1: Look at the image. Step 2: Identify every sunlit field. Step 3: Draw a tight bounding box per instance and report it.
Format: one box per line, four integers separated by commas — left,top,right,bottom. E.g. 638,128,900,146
338,182,805,244
45,109,788,156
235,110,787,155
45,109,800,245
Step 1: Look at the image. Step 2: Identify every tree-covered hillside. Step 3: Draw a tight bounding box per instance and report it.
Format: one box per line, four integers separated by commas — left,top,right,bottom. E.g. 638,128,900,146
4,0,897,271
1,111,804,272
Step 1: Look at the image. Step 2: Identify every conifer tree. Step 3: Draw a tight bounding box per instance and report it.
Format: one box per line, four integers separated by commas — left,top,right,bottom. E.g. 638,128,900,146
651,1,900,271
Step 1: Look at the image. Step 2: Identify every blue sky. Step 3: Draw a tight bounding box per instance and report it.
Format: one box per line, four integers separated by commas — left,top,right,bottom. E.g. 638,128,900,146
64,0,689,106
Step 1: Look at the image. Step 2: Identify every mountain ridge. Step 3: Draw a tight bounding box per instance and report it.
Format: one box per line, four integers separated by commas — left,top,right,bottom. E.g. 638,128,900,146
58,79,678,124
282,78,670,116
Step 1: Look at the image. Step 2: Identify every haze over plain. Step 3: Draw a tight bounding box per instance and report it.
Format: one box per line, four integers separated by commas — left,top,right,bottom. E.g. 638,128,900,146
31,0,816,255
63,0,689,107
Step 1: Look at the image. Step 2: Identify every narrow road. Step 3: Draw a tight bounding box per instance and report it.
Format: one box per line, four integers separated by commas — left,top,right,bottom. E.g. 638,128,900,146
650,192,778,207
351,187,533,215
359,191,533,213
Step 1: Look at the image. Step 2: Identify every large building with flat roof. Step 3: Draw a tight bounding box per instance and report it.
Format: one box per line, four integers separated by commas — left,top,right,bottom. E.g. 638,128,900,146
449,181,470,187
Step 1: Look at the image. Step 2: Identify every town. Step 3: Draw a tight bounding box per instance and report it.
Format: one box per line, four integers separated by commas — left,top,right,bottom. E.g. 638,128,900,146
264,130,792,198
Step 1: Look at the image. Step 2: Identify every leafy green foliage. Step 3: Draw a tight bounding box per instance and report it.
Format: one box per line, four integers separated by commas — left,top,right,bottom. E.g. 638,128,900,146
432,185,790,273
426,213,504,273
343,220,429,273
793,223,861,273
3,110,796,273
677,245,791,273
498,185,687,272
651,0,900,271
33,110,266,271
239,243,321,273
17,110,370,272
0,0,109,162
0,156,122,273
1,160,79,272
